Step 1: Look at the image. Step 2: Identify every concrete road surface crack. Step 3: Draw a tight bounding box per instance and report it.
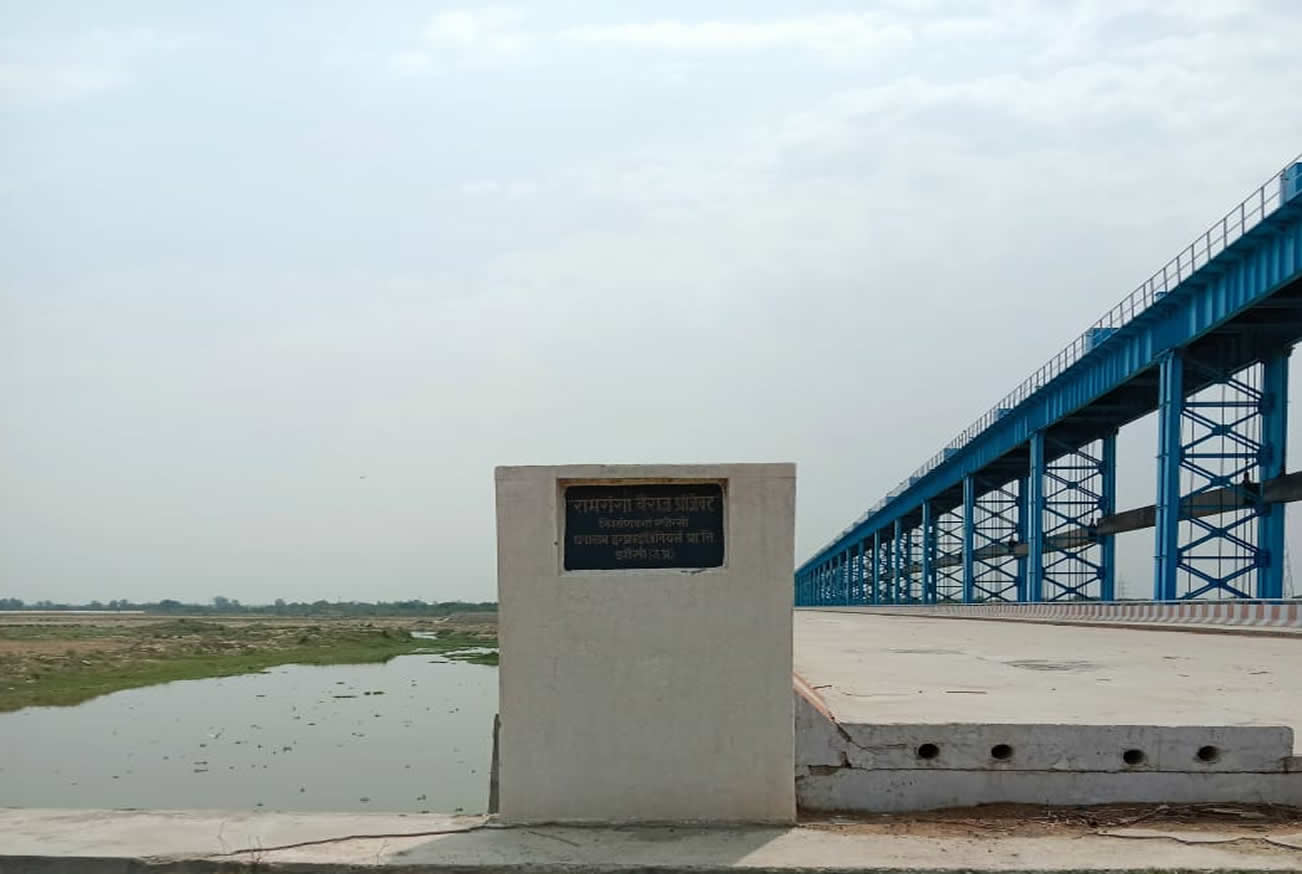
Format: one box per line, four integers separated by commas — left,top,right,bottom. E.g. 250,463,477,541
216,822,495,857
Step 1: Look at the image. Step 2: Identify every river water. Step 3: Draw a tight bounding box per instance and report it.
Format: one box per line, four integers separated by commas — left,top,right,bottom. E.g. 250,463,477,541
0,654,497,813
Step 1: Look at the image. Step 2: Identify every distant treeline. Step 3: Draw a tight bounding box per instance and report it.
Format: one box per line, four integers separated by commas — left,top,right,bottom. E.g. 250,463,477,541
0,597,497,616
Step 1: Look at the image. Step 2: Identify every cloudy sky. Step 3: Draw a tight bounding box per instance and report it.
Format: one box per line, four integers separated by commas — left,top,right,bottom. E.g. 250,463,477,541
3,1,1301,604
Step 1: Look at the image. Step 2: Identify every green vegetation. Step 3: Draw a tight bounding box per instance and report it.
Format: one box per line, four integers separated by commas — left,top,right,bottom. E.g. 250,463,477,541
0,597,497,617
455,652,499,666
0,619,497,713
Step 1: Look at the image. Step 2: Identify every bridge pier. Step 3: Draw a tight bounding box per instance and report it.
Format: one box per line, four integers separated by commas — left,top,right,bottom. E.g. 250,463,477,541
1026,432,1046,602
920,501,936,604
892,519,905,603
1038,432,1117,601
932,505,962,602
970,477,1021,602
1258,349,1289,599
1154,349,1290,600
961,476,975,602
1154,350,1184,600
866,531,877,604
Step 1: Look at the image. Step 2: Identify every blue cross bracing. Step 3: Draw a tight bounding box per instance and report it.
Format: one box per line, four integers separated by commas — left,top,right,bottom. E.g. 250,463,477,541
796,156,1302,605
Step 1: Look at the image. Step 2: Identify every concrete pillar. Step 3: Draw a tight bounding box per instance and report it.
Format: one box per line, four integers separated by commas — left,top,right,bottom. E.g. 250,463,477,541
495,463,795,823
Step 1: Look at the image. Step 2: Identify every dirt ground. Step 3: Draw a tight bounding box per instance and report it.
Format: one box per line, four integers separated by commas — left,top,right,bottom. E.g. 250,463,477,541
804,801,1302,844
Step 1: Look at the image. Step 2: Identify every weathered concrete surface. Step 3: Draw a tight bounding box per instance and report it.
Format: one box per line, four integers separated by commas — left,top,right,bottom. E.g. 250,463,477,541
799,767,1302,812
794,682,1302,812
4,808,1302,872
793,612,1302,812
496,464,795,824
0,808,485,866
794,610,1302,745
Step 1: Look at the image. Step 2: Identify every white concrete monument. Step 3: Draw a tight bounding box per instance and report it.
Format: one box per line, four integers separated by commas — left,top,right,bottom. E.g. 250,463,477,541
494,463,796,824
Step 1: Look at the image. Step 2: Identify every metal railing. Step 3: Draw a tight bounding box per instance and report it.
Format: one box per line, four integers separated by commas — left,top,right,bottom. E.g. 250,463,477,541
820,154,1302,552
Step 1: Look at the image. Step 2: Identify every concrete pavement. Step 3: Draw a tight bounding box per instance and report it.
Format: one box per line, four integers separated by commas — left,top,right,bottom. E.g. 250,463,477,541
3,807,1302,871
794,610,1302,742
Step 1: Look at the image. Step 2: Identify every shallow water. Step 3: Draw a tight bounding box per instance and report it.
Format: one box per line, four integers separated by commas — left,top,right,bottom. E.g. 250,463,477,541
0,654,497,813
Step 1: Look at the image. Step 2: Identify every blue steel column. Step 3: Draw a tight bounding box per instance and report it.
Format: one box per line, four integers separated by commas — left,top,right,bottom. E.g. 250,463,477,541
871,531,881,604
903,525,915,602
1099,431,1118,601
843,549,854,604
1154,349,1185,601
962,476,975,603
860,540,870,603
1257,350,1289,598
893,519,904,603
838,549,848,604
850,542,860,605
921,501,935,604
859,540,869,603
1026,431,1045,603
859,541,868,604
1015,476,1028,601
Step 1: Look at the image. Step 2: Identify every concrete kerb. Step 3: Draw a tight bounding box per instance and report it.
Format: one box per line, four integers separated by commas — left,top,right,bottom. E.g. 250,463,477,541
802,602,1302,637
792,675,1302,814
808,608,1302,640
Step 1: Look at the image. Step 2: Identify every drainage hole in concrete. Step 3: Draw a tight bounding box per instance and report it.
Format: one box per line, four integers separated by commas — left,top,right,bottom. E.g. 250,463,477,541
1122,748,1146,766
1196,745,1221,763
990,743,1014,761
916,743,940,760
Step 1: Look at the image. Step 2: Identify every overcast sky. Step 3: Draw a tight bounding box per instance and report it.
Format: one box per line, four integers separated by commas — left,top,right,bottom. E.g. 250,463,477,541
3,1,1301,605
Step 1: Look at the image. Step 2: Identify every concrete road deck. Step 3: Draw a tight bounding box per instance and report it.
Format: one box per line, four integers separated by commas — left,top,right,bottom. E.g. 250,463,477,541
3,808,1302,871
794,610,1302,748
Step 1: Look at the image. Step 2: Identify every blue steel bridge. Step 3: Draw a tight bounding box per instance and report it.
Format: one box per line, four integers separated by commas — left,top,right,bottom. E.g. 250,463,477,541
795,156,1302,606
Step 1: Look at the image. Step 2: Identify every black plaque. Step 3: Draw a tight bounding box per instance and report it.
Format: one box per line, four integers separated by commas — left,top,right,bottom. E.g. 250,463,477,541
563,483,725,571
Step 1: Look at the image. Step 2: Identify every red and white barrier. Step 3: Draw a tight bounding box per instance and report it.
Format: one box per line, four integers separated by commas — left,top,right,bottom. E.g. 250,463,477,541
809,600,1302,631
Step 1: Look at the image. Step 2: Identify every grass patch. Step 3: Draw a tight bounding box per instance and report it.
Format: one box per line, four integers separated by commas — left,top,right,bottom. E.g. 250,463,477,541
447,650,499,666
0,621,497,713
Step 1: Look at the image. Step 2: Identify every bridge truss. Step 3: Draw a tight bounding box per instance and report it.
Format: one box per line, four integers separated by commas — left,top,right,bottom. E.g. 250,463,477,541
796,157,1302,604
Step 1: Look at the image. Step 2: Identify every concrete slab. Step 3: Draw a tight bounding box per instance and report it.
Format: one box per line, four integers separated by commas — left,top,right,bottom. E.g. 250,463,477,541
794,610,1302,748
4,808,1302,872
0,808,486,865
